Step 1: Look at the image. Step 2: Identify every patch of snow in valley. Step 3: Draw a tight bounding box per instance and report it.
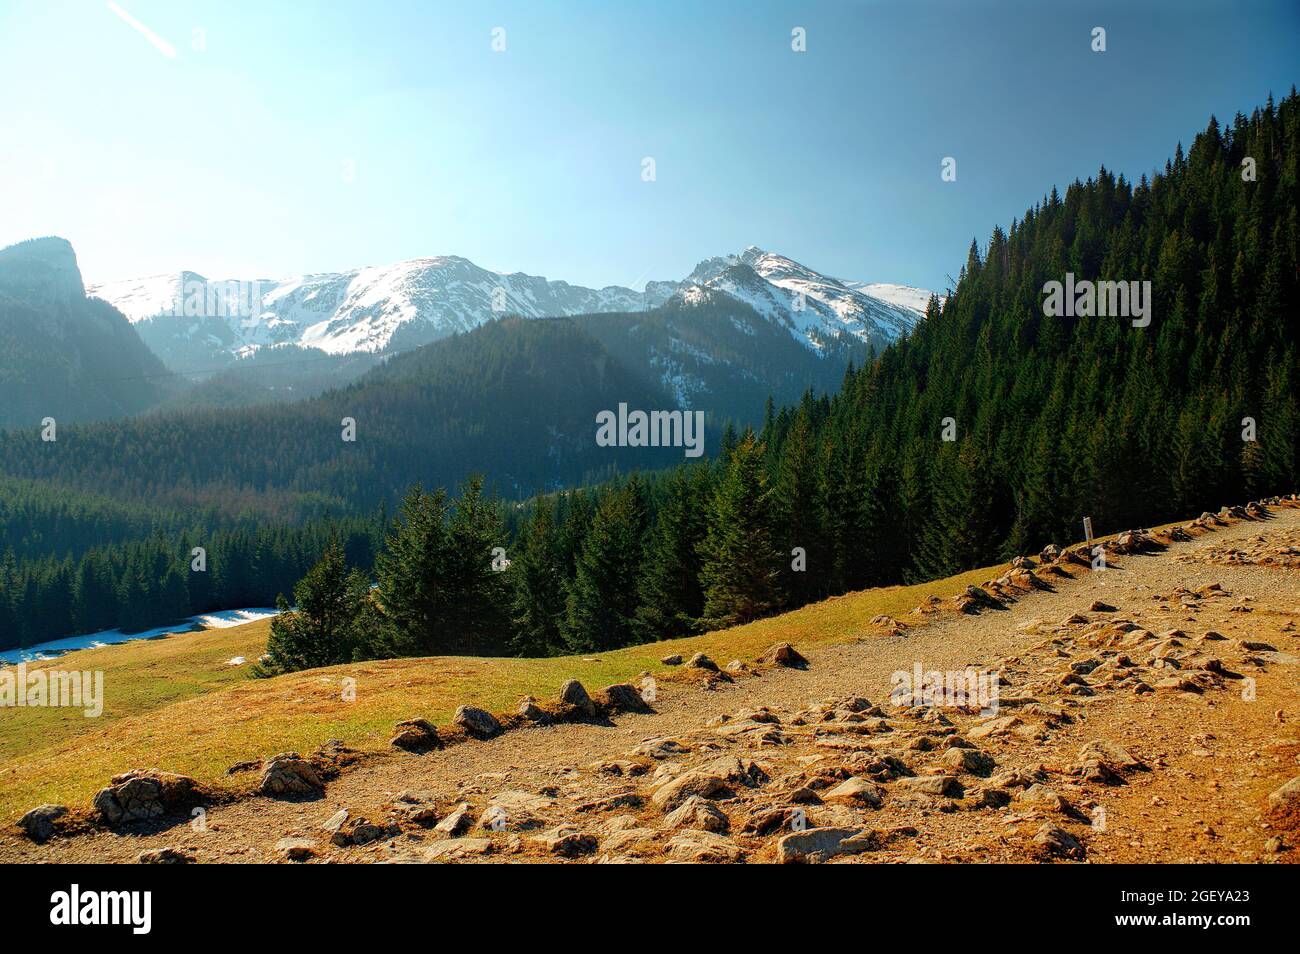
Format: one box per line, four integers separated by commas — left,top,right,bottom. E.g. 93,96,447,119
0,608,281,666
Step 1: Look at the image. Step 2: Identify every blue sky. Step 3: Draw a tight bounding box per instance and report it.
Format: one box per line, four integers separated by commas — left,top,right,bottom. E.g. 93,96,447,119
1,0,1296,292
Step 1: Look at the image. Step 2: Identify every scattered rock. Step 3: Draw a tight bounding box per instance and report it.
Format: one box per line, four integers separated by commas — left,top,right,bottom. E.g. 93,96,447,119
390,718,440,752
138,847,195,864
1268,777,1300,813
275,837,318,861
660,654,683,666
454,705,502,739
560,680,598,718
761,643,809,669
531,826,598,858
940,747,995,776
424,838,493,861
601,682,652,714
434,803,474,836
93,769,203,825
687,653,719,672
1032,824,1085,860
777,827,878,864
664,796,730,832
665,830,743,862
258,754,324,799
822,776,884,808
17,804,65,843
894,775,961,797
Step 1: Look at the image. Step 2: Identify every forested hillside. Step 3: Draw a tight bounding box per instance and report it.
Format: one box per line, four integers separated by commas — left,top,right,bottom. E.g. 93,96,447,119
259,92,1299,669
0,317,697,517
0,238,170,427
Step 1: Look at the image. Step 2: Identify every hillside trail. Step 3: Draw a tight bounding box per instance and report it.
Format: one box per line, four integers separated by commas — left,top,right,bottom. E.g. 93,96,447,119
6,505,1299,863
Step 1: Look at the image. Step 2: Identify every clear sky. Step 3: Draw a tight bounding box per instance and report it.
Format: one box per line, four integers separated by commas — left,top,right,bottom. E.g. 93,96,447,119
1,0,1296,292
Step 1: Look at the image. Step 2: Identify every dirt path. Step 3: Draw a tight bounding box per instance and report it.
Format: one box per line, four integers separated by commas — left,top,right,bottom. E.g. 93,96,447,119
5,504,1299,863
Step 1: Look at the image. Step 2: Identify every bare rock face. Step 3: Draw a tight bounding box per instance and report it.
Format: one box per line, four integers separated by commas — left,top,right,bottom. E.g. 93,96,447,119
761,643,809,669
390,718,440,753
92,769,203,825
17,804,66,842
454,705,502,739
258,754,325,799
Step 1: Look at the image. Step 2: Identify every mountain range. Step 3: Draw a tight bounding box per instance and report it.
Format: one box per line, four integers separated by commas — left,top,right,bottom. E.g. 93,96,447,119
89,246,933,371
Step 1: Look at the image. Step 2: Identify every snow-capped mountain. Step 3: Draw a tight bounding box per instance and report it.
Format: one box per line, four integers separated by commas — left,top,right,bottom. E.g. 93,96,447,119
656,247,929,352
88,247,931,369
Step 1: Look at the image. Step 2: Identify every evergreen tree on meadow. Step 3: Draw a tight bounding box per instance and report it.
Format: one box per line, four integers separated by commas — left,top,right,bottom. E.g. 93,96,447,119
699,433,783,627
635,466,711,640
259,538,372,674
564,477,648,652
508,496,567,656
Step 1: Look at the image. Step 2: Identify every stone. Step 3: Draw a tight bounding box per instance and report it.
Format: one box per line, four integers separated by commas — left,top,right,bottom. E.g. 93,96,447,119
660,654,683,666
559,680,598,718
322,808,349,833
822,776,884,808
1033,824,1085,860
531,825,598,858
93,769,202,825
665,830,743,862
776,827,878,864
602,682,652,714
390,718,440,752
894,775,960,797
1016,784,1071,813
517,697,549,723
687,652,719,672
434,803,474,836
664,795,730,833
276,837,318,861
454,705,502,739
138,847,195,864
967,716,1022,740
652,771,730,812
424,838,493,861
1077,739,1144,772
940,747,996,776
258,754,324,799
332,817,399,847
17,804,66,842
761,642,809,668
1089,600,1117,612
1267,777,1300,812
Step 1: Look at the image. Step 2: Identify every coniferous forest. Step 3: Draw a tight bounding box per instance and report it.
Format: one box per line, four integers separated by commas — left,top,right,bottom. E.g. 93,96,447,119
2,94,1297,662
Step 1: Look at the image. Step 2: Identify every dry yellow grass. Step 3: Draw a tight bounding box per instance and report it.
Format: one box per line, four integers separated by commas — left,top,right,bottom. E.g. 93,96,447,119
0,561,1013,821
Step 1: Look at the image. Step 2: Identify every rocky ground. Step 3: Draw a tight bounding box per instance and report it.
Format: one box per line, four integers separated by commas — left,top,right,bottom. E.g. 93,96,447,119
5,499,1300,864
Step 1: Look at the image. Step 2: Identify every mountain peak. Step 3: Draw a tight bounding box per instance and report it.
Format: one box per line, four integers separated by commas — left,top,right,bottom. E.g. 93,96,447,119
0,236,85,305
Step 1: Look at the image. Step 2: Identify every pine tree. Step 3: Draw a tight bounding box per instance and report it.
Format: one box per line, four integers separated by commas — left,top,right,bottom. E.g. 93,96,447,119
698,434,782,627
635,466,710,640
565,478,647,652
508,496,567,656
259,539,372,674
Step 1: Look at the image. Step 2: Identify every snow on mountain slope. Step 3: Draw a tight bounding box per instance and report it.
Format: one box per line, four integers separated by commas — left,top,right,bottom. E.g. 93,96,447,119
662,247,927,351
89,248,931,362
840,280,936,316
